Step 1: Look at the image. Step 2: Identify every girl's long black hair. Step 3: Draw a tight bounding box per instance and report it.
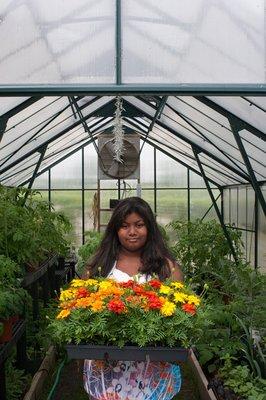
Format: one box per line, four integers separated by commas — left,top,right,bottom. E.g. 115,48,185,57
86,197,175,281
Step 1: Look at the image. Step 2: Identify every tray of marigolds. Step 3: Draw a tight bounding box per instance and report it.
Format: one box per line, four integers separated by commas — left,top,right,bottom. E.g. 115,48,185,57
49,277,209,362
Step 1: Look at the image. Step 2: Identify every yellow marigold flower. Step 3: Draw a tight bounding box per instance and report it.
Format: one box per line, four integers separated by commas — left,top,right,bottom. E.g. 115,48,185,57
56,309,70,319
91,299,104,312
171,282,184,290
84,279,99,287
75,298,92,308
159,285,172,295
59,289,76,302
187,295,200,306
71,279,87,287
160,301,176,316
173,292,188,303
99,281,114,290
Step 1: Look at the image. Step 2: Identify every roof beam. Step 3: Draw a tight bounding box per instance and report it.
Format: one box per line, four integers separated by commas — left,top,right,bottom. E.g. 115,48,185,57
123,98,251,182
0,84,266,97
0,98,113,175
197,96,266,141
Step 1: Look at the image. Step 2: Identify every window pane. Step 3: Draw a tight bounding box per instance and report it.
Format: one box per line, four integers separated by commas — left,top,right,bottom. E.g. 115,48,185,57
156,151,187,188
157,190,187,225
190,189,220,221
51,190,82,247
51,151,82,189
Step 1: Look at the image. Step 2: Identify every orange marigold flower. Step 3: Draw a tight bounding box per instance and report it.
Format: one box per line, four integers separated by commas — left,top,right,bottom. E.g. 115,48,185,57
75,297,91,308
91,299,104,312
76,287,89,298
56,309,70,319
182,303,197,315
107,298,127,314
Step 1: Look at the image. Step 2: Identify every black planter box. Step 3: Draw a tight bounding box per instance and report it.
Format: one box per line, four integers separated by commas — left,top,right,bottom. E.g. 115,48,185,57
66,344,189,362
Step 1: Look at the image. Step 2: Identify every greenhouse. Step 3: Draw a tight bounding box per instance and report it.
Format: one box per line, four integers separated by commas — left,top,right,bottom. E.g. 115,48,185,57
0,1,265,400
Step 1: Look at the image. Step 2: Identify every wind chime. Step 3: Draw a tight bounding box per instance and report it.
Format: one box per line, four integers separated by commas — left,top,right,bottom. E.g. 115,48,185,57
113,96,124,163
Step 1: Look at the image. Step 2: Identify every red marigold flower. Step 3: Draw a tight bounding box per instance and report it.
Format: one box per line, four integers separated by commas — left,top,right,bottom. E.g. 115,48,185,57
107,299,127,314
133,285,145,295
149,279,161,289
120,280,134,288
76,288,89,298
148,297,163,310
182,303,197,315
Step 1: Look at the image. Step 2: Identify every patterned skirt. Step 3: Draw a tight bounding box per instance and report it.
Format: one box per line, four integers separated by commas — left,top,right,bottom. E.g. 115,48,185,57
84,359,181,400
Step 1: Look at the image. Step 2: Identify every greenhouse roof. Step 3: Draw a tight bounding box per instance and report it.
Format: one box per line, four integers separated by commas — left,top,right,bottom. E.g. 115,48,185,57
0,1,265,203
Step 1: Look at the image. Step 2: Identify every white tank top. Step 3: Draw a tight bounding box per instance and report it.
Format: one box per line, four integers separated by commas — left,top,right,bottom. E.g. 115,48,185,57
108,261,151,283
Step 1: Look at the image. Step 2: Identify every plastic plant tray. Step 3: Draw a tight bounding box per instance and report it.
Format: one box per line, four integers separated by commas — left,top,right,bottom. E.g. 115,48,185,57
66,344,189,362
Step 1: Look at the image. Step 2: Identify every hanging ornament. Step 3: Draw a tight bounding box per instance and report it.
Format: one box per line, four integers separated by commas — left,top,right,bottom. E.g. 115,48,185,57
113,96,125,163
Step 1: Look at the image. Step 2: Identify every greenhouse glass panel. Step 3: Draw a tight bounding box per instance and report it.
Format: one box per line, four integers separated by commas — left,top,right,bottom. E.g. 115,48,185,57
140,142,154,188
189,171,206,189
230,188,238,226
223,189,230,224
156,150,187,188
32,171,49,190
247,187,255,231
51,190,82,246
190,189,220,221
51,151,82,189
258,187,266,272
141,189,154,212
0,0,116,84
207,97,266,134
156,189,187,225
0,97,29,115
246,231,255,266
122,0,264,83
100,189,118,209
84,144,97,189
84,190,97,232
238,187,247,230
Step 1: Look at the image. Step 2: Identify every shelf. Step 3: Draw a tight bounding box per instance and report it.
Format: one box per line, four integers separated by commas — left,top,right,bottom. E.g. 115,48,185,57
0,320,26,365
22,254,57,287
66,344,189,362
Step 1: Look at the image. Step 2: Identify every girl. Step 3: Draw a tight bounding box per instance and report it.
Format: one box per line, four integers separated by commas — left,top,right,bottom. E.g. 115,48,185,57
83,197,183,400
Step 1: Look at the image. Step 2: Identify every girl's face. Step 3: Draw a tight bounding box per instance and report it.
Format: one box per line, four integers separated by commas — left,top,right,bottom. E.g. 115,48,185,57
117,212,148,252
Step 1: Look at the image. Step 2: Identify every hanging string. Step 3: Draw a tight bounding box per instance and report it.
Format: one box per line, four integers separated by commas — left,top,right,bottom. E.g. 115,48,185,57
113,96,125,163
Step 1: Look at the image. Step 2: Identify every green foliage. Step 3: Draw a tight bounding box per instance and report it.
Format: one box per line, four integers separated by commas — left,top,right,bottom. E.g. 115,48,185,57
0,185,72,265
77,230,102,275
166,217,266,398
49,304,209,349
0,286,30,320
5,356,31,400
168,219,243,284
219,355,266,399
0,255,23,287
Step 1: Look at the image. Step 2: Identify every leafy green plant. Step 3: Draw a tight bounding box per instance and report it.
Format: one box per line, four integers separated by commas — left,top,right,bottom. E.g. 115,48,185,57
0,286,30,320
219,355,266,399
168,219,243,285
0,255,23,287
0,185,72,266
5,356,31,400
77,230,102,275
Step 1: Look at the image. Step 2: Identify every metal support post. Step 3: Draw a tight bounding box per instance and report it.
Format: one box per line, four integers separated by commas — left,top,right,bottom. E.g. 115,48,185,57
229,117,266,216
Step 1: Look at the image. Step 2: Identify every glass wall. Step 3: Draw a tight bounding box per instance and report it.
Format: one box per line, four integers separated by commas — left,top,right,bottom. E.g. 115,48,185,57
33,141,225,255
223,184,262,269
